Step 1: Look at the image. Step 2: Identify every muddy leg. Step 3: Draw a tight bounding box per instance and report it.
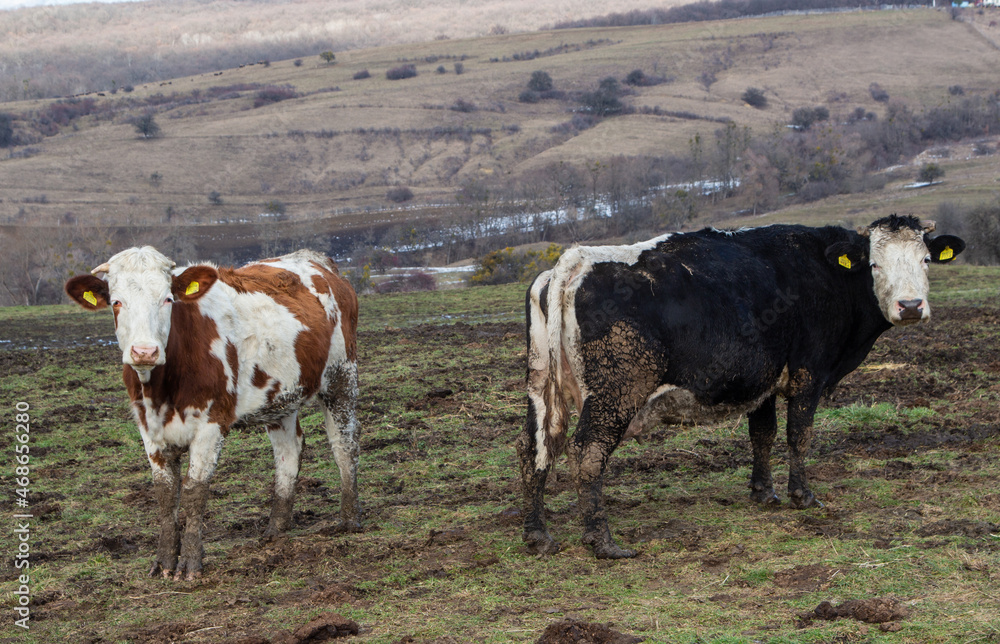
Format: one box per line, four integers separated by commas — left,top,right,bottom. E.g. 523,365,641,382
786,395,823,509
516,406,560,555
748,395,780,505
569,401,634,559
148,449,182,578
321,361,361,533
174,426,223,581
264,414,303,539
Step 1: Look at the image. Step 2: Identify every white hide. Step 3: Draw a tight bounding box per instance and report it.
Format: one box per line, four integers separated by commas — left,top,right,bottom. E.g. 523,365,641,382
867,225,932,325
98,247,176,378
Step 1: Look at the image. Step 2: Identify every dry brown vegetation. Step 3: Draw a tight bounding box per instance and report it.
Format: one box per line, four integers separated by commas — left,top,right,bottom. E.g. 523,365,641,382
0,0,692,99
4,6,1000,304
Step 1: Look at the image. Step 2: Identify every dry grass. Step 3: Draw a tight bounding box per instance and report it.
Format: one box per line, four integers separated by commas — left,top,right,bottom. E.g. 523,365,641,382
3,7,1000,269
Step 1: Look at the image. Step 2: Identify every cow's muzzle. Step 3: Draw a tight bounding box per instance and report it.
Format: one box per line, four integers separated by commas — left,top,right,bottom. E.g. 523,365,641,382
895,299,924,322
129,345,161,366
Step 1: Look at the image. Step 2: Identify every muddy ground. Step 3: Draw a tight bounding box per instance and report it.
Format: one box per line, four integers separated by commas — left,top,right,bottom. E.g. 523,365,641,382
1,296,1000,642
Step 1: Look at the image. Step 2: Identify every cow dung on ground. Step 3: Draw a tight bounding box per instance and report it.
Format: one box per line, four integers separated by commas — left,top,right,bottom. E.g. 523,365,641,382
536,619,643,644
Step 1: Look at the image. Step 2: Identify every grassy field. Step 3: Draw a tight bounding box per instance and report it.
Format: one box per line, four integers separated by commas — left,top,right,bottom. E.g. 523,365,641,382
1,267,999,643
4,7,1000,238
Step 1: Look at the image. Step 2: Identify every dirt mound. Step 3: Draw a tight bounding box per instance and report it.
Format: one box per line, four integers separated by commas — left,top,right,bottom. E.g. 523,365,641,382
536,619,643,644
799,597,909,630
773,563,848,593
272,612,360,642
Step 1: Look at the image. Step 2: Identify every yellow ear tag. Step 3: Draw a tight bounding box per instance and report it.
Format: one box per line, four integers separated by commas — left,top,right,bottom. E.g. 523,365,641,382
838,254,852,270
185,281,200,296
939,246,953,261
83,291,98,306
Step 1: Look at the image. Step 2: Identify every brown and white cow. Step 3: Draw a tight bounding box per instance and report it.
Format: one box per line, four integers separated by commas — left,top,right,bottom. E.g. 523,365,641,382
66,247,360,580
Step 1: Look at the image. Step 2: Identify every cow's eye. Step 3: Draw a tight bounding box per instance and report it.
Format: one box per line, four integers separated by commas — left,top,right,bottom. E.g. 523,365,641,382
923,255,931,264
164,296,174,304
870,262,879,271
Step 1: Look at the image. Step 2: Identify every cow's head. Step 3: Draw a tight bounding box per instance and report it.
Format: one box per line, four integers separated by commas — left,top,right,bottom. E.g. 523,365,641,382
65,246,218,382
826,214,965,326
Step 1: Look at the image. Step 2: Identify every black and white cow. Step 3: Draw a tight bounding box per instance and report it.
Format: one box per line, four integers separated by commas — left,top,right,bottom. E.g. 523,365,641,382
517,215,964,559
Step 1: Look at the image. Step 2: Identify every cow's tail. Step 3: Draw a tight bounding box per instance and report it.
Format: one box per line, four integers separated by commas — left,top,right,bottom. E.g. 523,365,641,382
527,248,586,471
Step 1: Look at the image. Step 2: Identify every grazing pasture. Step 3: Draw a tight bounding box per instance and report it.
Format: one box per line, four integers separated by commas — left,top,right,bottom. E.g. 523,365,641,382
1,268,999,642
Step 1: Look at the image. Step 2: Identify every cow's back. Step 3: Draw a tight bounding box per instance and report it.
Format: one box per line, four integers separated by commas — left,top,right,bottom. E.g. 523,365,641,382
213,251,356,425
569,226,888,406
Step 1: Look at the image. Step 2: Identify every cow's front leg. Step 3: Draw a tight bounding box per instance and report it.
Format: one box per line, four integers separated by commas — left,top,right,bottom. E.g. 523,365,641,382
264,414,304,539
570,401,634,559
786,393,823,509
748,395,780,505
148,447,182,578
174,425,224,581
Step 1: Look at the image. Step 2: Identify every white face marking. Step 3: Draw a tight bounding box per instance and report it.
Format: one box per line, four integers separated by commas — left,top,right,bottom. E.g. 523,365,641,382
867,226,932,326
100,247,176,379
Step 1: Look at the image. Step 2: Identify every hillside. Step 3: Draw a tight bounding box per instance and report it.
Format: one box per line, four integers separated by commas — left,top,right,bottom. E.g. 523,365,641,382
3,5,1000,302
0,0,693,100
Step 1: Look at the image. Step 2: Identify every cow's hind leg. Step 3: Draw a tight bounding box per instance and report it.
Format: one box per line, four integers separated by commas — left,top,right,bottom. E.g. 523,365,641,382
264,413,304,539
516,392,560,555
748,395,780,505
570,398,635,560
174,425,224,581
319,361,361,532
148,446,182,578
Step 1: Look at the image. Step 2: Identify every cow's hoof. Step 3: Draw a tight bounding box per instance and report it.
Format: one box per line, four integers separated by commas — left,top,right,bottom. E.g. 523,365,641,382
789,488,824,509
333,519,363,534
749,489,780,506
149,562,172,578
593,543,637,560
262,526,285,542
524,530,561,556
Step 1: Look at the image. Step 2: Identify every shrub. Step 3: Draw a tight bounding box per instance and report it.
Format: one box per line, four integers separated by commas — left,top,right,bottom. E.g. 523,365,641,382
790,106,829,130
918,163,945,184
386,186,414,203
469,244,563,285
132,113,161,139
353,69,371,80
450,99,476,113
253,85,298,108
208,191,223,205
0,113,13,147
974,140,995,156
528,70,553,92
580,77,624,116
386,64,418,80
436,65,447,74
263,199,287,215
294,59,303,67
518,90,540,103
869,82,890,103
741,87,767,109
625,69,647,86
320,51,336,64
948,84,964,96
454,62,464,75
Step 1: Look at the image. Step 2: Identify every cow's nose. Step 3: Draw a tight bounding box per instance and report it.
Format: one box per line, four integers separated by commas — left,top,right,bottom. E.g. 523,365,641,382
896,299,924,320
130,345,160,364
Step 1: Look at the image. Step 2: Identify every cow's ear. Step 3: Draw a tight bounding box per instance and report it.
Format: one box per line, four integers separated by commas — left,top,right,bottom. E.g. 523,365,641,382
65,275,110,310
926,234,966,263
825,240,867,272
172,265,218,302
